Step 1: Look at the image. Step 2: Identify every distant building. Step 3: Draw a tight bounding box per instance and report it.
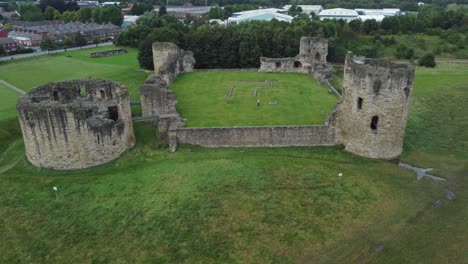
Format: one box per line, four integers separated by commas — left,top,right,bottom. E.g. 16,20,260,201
122,15,139,28
355,8,401,17
9,21,121,47
282,5,323,16
101,1,120,6
156,5,212,20
0,8,20,20
227,8,293,24
358,15,386,22
8,31,42,47
318,8,359,21
0,37,18,54
77,1,99,8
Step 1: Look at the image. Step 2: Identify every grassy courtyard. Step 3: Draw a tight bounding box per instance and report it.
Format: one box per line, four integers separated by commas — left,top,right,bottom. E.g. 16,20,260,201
170,71,337,127
0,47,467,263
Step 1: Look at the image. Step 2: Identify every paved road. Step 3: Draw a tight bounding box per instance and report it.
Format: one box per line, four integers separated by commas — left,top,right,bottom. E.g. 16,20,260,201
0,42,113,62
0,79,27,95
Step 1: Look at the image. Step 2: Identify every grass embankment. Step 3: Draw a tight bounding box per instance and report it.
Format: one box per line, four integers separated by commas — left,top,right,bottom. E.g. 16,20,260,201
170,71,337,127
381,34,468,59
0,54,466,263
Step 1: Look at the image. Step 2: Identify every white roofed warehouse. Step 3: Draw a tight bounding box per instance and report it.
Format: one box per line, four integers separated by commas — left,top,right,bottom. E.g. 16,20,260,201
318,8,359,21
227,8,293,24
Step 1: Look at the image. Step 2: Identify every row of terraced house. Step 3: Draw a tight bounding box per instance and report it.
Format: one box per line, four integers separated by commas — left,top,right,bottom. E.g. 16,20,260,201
5,21,121,48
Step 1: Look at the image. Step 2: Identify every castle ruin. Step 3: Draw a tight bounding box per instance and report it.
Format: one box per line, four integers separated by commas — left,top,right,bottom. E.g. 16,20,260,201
144,43,414,160
16,39,415,170
259,37,334,82
17,79,135,170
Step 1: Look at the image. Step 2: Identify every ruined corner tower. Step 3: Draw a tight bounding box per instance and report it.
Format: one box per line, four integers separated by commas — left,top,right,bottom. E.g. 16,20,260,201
337,52,415,159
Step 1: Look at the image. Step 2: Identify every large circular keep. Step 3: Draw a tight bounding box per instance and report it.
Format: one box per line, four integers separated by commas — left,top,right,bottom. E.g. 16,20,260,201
16,79,135,170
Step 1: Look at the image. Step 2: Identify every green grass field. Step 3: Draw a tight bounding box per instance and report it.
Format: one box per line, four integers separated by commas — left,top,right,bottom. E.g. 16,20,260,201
0,46,147,100
0,48,467,263
170,71,337,127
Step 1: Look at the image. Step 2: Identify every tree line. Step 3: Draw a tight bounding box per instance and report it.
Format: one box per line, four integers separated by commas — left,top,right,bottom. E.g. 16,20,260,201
114,5,467,69
11,0,124,26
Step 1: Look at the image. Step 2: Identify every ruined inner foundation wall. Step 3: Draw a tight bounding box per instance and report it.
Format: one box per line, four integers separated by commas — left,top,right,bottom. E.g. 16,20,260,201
17,79,135,170
173,125,339,148
337,53,414,159
89,49,127,58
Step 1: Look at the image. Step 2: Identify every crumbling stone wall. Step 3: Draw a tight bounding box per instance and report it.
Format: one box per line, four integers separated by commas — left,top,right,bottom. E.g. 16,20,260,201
140,74,184,140
171,125,339,148
17,79,135,170
259,37,333,82
140,75,169,116
152,42,195,84
89,49,127,58
336,52,414,159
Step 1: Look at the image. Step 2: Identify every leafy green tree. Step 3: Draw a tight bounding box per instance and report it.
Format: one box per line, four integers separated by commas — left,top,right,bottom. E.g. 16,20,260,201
44,6,57,20
63,36,72,51
418,53,436,68
93,37,101,47
40,37,56,53
395,44,414,59
53,9,62,20
136,11,160,27
62,10,76,22
92,8,102,23
0,45,5,56
158,5,167,16
362,19,379,34
18,3,44,21
380,16,400,34
97,6,123,26
74,32,87,47
208,6,224,19
131,2,153,16
3,23,13,31
39,0,65,13
348,19,361,32
78,8,93,22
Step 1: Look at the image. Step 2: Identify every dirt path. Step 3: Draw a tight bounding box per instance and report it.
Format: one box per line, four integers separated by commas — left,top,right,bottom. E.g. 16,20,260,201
0,80,27,95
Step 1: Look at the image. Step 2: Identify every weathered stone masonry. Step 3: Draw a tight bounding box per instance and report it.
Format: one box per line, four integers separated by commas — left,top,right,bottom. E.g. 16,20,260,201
336,52,415,159
259,37,333,82
17,79,135,170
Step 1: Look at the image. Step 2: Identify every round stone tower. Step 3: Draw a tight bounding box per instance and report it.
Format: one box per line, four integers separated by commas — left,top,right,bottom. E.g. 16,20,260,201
17,79,135,170
338,52,415,159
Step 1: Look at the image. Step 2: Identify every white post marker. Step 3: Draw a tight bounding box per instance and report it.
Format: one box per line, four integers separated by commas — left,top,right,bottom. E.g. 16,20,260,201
338,173,343,187
53,186,58,200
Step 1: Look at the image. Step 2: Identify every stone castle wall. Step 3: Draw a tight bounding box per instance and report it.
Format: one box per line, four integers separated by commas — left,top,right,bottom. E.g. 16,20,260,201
17,79,135,170
259,37,333,82
336,52,415,159
170,125,339,149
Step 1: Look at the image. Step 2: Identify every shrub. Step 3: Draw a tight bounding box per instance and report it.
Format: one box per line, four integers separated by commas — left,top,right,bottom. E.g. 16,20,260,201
418,53,436,68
